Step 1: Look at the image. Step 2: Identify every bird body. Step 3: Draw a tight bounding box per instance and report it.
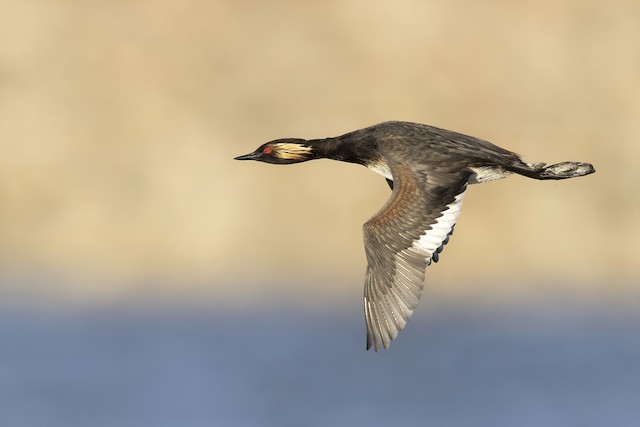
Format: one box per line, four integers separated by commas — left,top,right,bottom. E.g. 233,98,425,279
235,121,595,351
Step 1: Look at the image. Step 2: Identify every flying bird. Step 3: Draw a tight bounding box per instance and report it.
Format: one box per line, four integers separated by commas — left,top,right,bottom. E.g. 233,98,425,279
235,121,595,351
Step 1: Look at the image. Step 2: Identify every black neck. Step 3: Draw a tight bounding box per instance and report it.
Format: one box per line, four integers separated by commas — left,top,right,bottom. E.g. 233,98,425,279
307,133,378,166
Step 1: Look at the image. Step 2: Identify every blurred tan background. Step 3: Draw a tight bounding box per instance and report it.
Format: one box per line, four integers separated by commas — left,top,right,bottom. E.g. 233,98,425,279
1,0,638,305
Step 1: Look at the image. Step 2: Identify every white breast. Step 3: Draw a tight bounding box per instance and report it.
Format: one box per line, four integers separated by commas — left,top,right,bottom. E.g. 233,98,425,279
367,162,393,180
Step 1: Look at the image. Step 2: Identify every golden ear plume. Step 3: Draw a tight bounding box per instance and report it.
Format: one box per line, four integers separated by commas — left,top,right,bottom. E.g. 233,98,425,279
272,143,314,160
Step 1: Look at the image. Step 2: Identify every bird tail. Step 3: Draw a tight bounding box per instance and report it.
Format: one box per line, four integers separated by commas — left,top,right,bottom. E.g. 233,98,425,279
507,161,595,180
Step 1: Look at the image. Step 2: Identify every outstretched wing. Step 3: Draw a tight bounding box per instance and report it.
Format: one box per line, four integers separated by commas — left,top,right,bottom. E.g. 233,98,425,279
363,162,470,351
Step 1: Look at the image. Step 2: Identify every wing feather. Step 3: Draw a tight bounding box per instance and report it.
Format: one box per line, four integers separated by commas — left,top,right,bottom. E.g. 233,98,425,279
363,162,469,351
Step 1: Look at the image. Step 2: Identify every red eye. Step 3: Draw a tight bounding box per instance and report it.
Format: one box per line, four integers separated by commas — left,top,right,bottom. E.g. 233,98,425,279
263,147,272,154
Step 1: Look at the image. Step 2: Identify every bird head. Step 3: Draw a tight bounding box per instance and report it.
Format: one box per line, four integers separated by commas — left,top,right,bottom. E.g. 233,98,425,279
234,139,314,164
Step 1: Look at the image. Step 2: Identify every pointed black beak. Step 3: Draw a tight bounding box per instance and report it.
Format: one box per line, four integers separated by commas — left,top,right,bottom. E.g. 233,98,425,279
234,152,262,161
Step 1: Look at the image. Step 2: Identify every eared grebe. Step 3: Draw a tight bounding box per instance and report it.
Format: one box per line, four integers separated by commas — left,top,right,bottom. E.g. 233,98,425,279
235,121,595,351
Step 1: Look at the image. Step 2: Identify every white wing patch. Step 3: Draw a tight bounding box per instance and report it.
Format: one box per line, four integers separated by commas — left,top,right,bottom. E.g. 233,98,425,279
411,191,465,258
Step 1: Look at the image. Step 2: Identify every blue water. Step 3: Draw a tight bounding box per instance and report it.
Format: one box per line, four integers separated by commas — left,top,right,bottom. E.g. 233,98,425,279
1,299,638,427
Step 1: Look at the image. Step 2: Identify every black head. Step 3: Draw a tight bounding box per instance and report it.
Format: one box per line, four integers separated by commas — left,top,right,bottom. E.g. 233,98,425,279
234,138,314,164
